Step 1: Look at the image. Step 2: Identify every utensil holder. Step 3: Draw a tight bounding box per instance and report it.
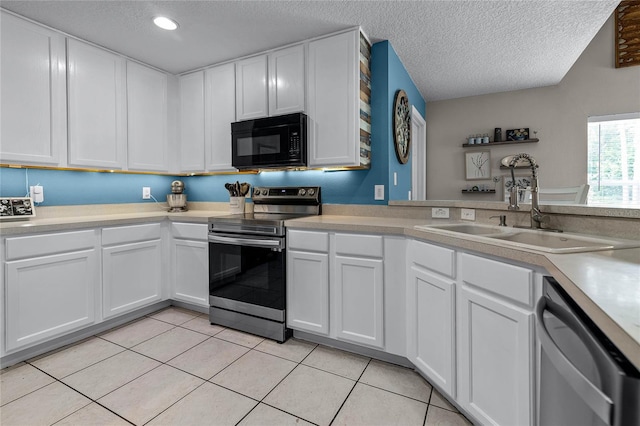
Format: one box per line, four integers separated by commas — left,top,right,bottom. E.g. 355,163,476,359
229,197,246,214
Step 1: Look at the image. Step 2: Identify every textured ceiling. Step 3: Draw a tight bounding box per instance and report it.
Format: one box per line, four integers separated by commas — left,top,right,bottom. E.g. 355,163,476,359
1,1,618,101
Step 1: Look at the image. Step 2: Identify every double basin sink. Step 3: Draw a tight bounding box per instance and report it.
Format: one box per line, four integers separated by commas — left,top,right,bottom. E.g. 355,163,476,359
414,223,640,253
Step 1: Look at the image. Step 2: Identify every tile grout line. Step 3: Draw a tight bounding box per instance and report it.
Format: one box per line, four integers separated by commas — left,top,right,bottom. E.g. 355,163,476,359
326,358,372,425
25,362,136,426
245,345,324,426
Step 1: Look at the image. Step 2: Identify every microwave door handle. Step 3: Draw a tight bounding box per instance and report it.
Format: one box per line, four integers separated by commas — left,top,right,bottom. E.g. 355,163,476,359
208,234,283,250
536,297,614,425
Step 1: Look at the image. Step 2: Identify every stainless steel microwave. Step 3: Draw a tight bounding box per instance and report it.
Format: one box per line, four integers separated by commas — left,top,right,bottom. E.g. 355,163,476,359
231,113,307,170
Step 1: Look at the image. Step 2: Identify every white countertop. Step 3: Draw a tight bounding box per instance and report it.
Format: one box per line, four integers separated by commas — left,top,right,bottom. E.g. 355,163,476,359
1,209,638,369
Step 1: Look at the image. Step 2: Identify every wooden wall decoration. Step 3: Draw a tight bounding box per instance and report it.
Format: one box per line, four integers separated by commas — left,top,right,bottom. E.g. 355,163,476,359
615,0,640,68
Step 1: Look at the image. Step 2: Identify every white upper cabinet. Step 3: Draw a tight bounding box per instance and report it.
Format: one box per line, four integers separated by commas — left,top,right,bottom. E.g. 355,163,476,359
179,71,206,172
268,45,305,115
236,55,269,120
307,30,370,168
0,12,67,166
236,46,305,120
126,61,169,172
67,39,127,169
205,63,236,171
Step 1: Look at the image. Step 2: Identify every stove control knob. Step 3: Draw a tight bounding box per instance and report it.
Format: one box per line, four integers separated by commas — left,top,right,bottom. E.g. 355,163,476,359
307,188,315,196
254,189,261,196
298,188,307,196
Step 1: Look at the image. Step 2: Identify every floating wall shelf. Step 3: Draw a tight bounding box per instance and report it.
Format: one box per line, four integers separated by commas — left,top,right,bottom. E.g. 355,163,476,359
462,138,539,148
461,190,496,194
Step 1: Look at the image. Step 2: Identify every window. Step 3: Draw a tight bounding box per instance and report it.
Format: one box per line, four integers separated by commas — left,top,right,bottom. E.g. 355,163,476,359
587,113,640,205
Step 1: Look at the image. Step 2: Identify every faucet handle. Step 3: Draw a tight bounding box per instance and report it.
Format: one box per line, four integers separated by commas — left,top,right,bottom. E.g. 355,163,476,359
490,215,507,226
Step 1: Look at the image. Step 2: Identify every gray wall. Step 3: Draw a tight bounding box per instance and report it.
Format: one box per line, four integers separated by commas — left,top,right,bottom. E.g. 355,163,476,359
425,14,640,200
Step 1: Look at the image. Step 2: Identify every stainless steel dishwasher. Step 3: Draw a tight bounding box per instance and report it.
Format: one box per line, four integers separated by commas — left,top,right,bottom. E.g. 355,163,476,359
537,277,640,426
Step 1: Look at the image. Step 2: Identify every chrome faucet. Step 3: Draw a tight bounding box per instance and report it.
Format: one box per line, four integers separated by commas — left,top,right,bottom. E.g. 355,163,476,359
502,153,549,229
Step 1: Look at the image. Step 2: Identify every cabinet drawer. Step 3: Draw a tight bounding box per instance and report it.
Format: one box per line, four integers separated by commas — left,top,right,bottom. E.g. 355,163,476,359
335,233,383,258
102,223,162,245
5,230,96,261
460,253,533,307
288,230,328,252
172,222,208,241
410,239,455,278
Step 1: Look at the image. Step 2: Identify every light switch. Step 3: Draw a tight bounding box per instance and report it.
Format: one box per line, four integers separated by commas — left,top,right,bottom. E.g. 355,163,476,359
374,185,385,200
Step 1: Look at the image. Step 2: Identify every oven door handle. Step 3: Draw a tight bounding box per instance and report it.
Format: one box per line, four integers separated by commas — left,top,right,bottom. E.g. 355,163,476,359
208,234,284,250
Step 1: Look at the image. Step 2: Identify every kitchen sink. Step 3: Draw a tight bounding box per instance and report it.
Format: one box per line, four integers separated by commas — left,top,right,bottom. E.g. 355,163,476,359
415,223,512,236
414,223,640,253
487,232,623,250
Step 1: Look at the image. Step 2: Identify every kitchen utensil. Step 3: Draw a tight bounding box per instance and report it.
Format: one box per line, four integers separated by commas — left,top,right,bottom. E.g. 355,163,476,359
239,182,250,196
225,183,237,196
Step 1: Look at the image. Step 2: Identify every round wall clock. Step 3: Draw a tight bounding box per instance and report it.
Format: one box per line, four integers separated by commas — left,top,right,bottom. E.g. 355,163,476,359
393,89,411,164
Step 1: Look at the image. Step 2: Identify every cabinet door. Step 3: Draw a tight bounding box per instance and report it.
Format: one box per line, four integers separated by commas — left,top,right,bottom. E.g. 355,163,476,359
236,55,268,120
407,265,456,396
307,31,358,167
205,63,236,171
458,286,534,426
5,249,98,351
171,239,208,307
68,39,126,169
102,240,162,319
0,12,66,166
127,61,169,172
334,255,384,348
179,71,205,172
268,45,305,115
287,250,329,335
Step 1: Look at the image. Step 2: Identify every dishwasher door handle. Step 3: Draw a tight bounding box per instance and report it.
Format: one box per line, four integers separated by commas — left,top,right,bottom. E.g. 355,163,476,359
536,296,614,425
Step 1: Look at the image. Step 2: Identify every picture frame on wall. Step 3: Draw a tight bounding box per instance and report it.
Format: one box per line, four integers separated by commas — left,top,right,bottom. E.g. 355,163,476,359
503,175,532,202
465,150,491,180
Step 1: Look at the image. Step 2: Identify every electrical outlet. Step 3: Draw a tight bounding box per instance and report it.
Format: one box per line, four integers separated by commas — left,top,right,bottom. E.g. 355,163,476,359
142,187,151,199
374,185,385,200
432,207,450,218
461,208,476,221
30,185,44,203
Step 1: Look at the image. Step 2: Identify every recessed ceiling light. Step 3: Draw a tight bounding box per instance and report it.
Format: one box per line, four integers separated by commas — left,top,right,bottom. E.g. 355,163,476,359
153,16,178,31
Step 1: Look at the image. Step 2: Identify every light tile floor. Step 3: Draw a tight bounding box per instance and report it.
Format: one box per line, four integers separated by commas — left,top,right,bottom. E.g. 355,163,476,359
0,307,472,426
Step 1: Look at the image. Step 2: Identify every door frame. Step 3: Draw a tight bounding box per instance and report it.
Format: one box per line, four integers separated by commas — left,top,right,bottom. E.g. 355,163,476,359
411,106,426,200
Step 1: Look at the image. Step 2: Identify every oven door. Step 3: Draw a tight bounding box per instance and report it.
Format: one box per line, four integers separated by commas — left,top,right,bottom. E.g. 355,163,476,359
208,232,286,321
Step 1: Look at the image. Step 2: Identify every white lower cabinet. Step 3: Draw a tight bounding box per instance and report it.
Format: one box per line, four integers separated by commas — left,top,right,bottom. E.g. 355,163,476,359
4,230,99,352
333,233,384,348
407,239,456,396
170,223,209,307
286,230,330,335
457,253,536,426
102,224,163,319
407,265,456,395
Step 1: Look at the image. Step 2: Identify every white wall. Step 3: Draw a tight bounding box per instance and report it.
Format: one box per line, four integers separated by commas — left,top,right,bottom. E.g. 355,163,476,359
425,15,640,200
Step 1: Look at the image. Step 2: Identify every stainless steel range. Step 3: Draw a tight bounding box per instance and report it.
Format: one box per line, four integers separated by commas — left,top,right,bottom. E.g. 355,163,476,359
208,186,321,342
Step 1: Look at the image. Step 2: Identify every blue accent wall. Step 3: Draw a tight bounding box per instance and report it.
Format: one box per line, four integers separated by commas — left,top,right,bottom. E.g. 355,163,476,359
0,40,425,206
377,41,426,201
0,168,175,206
